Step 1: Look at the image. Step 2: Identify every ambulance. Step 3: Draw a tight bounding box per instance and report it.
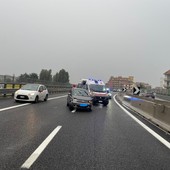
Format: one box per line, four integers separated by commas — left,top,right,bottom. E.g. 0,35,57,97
77,78,109,106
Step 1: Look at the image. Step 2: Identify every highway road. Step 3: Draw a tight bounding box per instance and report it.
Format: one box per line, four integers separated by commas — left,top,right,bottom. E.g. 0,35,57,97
0,93,170,170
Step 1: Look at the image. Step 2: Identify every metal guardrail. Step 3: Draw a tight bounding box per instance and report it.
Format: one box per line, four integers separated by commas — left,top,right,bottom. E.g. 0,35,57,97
153,88,170,96
0,83,23,96
0,83,71,97
0,89,18,96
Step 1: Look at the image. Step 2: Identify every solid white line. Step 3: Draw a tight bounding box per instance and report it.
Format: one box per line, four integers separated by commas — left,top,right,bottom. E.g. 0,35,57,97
113,95,170,149
0,95,67,112
155,97,167,102
21,126,62,169
0,103,30,112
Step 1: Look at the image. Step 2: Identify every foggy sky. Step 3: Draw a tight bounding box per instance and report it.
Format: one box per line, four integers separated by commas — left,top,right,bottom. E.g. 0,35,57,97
0,0,170,87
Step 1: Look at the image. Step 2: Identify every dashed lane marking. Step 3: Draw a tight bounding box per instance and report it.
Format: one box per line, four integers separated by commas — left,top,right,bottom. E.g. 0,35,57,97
21,126,62,169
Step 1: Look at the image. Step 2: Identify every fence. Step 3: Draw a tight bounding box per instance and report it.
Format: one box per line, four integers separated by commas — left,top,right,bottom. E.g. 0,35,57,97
153,88,170,96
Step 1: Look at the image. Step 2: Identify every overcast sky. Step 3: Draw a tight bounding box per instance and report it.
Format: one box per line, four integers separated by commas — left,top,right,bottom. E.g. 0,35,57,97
0,0,170,87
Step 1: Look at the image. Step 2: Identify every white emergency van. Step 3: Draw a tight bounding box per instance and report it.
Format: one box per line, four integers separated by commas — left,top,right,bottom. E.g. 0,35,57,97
77,78,109,106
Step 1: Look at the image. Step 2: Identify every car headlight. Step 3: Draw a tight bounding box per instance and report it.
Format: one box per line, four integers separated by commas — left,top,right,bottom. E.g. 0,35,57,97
73,98,77,102
15,91,19,95
29,92,35,96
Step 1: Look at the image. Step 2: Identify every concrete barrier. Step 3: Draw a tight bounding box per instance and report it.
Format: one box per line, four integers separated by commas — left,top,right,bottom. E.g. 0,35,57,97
117,93,170,132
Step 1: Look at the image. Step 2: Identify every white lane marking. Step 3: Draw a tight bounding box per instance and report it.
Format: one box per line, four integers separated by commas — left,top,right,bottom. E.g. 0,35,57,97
0,103,30,112
71,109,76,113
0,95,67,112
21,126,62,169
114,95,170,149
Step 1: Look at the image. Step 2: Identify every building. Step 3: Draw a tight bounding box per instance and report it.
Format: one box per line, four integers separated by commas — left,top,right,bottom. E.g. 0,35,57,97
0,75,15,82
164,70,170,89
106,76,134,90
160,77,164,88
135,82,152,91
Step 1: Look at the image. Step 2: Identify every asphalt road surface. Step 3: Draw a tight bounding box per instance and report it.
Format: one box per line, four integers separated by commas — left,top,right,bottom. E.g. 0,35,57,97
0,93,170,170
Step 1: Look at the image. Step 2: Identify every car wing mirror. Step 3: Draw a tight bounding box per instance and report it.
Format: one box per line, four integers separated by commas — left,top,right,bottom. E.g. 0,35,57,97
39,89,43,92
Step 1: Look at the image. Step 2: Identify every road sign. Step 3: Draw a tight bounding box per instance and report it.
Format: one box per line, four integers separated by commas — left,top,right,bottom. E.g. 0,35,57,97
133,86,140,95
122,87,127,92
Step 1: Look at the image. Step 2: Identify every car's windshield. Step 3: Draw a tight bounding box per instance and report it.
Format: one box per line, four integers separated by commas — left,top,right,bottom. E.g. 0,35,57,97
73,89,89,96
21,84,39,91
89,84,106,92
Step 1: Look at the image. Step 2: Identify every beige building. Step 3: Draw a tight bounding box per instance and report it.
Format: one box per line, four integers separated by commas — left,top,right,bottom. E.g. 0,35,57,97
164,70,170,89
107,76,134,90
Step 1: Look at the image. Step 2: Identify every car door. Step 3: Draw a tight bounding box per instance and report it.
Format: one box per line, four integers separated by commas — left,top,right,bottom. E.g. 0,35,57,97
38,85,44,100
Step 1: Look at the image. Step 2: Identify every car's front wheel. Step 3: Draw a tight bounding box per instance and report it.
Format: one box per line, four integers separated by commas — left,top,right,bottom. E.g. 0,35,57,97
44,94,48,101
69,104,74,111
34,96,39,103
103,101,109,106
88,107,92,112
93,101,97,105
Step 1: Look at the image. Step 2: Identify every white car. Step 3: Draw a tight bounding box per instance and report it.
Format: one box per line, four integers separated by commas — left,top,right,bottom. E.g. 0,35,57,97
14,84,49,103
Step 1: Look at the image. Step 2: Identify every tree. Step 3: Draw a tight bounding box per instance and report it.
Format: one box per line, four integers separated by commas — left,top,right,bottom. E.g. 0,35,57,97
39,69,52,82
53,72,59,83
29,73,39,82
16,73,30,83
5,78,12,83
58,69,69,83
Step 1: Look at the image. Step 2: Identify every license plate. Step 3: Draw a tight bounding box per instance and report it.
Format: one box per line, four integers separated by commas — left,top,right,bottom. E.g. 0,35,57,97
80,103,88,107
20,96,25,98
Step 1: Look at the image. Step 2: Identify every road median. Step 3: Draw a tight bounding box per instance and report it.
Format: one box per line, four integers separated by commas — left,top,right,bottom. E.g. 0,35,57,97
116,93,170,132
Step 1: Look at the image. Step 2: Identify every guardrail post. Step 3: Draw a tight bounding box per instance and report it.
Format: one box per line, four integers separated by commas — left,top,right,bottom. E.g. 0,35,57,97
3,83,6,97
12,83,15,96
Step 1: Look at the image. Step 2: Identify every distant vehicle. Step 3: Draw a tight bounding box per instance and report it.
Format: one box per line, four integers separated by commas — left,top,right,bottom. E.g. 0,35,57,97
106,88,112,99
140,92,156,99
14,84,49,103
67,88,93,111
77,78,109,106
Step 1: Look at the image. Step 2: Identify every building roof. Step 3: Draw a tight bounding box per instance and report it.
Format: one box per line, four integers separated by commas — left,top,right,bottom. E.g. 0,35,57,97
164,70,170,75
